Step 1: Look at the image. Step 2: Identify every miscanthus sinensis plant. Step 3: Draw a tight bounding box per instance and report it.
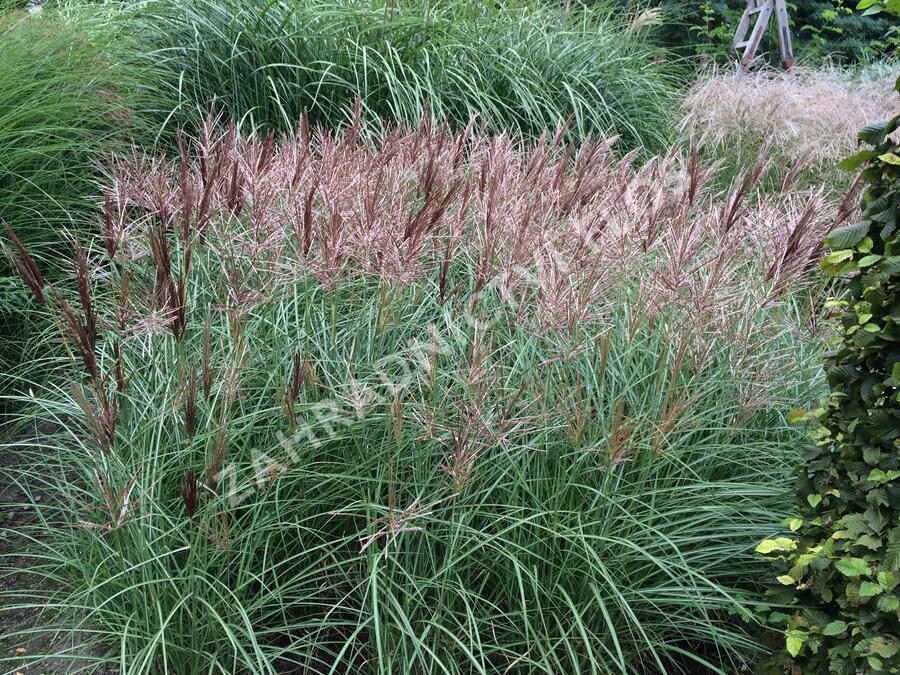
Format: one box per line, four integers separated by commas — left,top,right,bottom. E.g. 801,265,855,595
98,0,679,154
2,117,835,673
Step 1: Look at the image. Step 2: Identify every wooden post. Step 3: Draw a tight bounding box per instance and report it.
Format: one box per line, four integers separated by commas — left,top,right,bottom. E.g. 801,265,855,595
773,0,796,68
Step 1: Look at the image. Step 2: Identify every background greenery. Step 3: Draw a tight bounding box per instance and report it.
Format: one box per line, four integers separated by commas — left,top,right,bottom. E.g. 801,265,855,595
758,13,900,667
613,0,895,63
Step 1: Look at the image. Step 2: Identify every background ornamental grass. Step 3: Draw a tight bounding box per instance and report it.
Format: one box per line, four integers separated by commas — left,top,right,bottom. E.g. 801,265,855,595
0,1,170,414
103,0,680,154
681,66,900,193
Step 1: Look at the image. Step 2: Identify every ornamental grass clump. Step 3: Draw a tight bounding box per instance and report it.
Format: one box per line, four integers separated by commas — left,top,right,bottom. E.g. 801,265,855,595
2,117,833,673
681,68,899,193
0,2,163,263
108,0,678,153
0,2,170,413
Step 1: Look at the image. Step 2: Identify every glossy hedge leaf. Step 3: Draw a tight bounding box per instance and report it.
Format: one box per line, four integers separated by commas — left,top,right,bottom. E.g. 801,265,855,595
838,150,876,171
878,595,899,611
756,537,798,554
859,581,882,596
822,249,854,266
826,220,870,249
835,558,870,577
859,118,895,145
823,620,848,636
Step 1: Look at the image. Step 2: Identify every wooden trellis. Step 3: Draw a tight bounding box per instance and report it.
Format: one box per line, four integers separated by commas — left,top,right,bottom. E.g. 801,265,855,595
732,0,796,69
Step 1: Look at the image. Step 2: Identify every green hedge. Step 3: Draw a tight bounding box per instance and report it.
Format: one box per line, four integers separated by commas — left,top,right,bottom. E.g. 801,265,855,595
758,85,900,675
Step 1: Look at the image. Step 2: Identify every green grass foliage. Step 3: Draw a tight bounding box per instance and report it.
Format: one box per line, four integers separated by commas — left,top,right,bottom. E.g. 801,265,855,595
0,3,162,261
0,120,827,673
112,0,679,153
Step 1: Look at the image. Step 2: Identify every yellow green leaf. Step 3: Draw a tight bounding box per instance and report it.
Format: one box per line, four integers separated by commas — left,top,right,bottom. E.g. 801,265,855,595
859,581,882,597
878,595,900,612
823,250,854,266
755,537,797,555
787,409,806,424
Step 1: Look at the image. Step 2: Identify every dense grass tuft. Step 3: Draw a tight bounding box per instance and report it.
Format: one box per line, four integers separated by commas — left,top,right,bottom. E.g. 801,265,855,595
680,66,898,193
0,3,172,413
0,2,165,262
0,119,829,673
109,0,679,153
